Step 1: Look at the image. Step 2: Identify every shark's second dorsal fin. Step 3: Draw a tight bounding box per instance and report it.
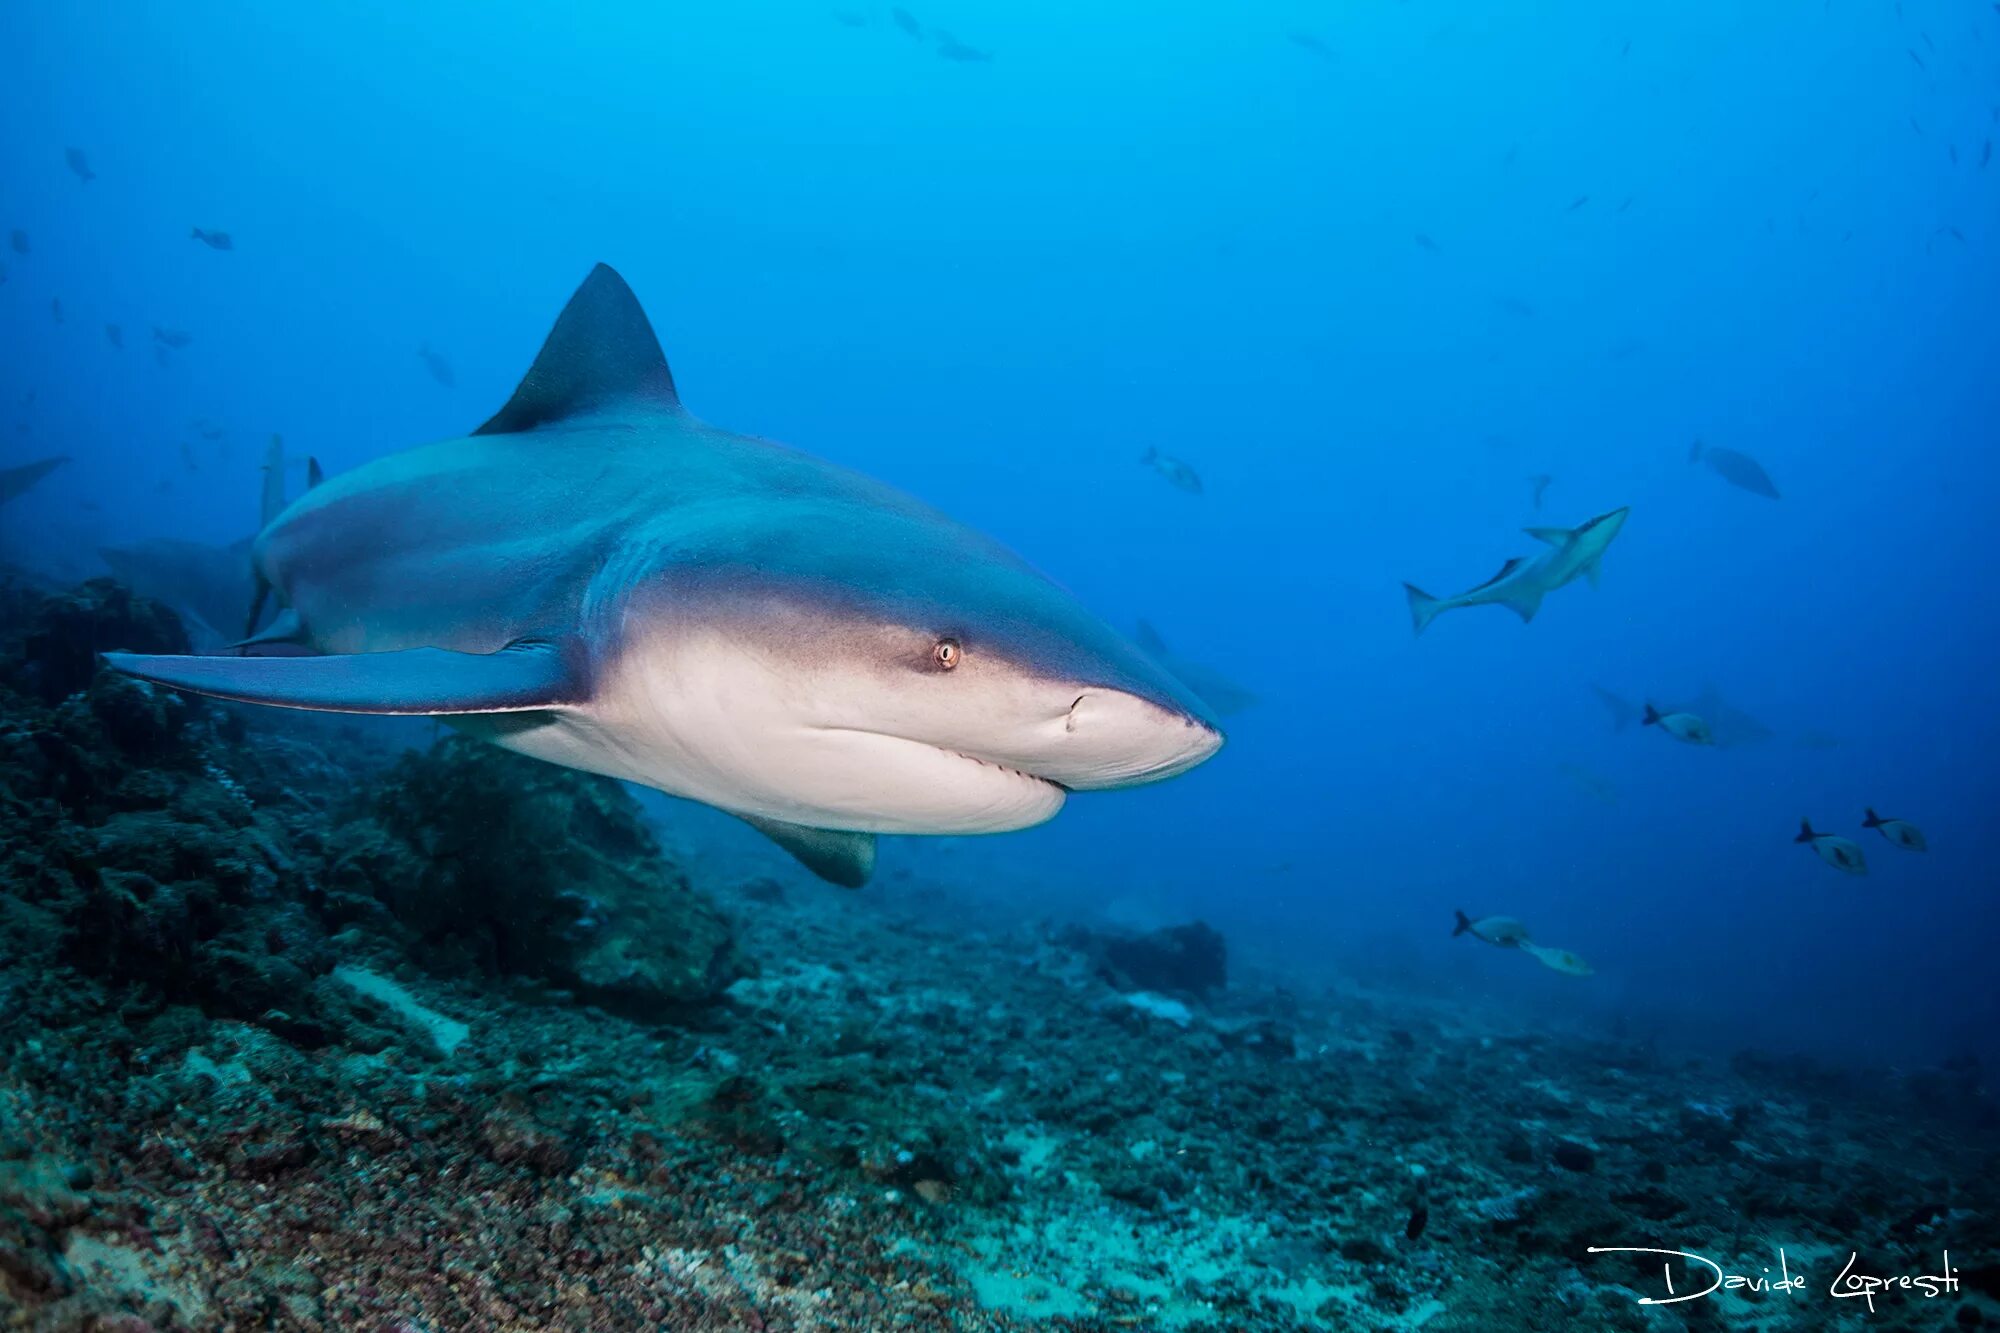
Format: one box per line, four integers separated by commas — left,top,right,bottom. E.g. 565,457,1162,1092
475,263,681,435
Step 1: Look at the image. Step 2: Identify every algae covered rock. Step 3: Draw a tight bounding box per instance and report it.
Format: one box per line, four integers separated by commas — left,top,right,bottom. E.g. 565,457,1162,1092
13,577,189,704
337,736,745,1011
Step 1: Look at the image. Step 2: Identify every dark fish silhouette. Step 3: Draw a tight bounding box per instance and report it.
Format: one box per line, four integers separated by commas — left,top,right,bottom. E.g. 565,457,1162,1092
1908,48,1927,70
152,326,194,349
1529,474,1552,509
1565,194,1590,212
1796,819,1866,875
105,323,123,349
934,31,991,61
1616,196,1636,213
1405,1195,1429,1240
50,298,63,324
0,455,69,507
418,344,455,387
1862,808,1927,851
9,230,28,255
1689,439,1779,498
890,6,922,37
1414,232,1442,253
1938,225,1966,243
65,147,95,183
1288,31,1334,60
191,228,234,251
1141,447,1203,494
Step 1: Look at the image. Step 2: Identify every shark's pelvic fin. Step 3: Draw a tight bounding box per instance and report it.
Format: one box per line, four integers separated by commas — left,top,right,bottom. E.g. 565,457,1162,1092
738,814,877,888
102,639,582,715
475,263,682,435
1402,584,1442,637
1523,526,1574,547
1500,586,1545,623
231,608,307,651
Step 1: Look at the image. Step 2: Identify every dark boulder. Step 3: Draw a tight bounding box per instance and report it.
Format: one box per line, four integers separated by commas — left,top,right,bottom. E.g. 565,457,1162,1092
1064,920,1227,998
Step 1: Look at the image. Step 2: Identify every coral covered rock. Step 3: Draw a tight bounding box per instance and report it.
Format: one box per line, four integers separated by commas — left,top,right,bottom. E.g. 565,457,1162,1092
334,736,746,1011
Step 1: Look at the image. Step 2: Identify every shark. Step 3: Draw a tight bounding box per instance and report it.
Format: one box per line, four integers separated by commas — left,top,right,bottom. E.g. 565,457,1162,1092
0,455,69,508
1402,507,1629,635
1591,682,1775,748
1133,620,1258,716
105,264,1224,886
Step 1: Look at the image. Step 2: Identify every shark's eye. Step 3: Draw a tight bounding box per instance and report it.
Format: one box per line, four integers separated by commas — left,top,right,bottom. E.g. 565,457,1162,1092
933,639,962,670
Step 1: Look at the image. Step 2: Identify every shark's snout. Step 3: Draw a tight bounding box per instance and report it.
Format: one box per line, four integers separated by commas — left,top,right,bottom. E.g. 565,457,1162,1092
1035,688,1223,790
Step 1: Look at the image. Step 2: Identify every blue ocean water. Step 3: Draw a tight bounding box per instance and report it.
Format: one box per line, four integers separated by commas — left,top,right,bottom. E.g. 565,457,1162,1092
3,0,1995,1084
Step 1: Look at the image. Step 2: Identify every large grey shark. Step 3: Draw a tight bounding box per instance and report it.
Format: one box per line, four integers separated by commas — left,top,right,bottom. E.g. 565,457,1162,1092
1402,507,1629,635
105,264,1223,885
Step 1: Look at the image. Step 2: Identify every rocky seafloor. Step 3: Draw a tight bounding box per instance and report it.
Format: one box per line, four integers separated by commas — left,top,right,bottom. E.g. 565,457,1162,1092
1,575,1995,1332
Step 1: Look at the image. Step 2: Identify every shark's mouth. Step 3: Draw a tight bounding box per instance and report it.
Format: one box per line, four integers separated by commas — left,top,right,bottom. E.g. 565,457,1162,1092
803,726,1069,835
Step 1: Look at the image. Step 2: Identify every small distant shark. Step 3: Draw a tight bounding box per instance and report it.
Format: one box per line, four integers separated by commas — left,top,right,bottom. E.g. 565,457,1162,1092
0,455,69,507
1591,682,1774,748
1133,621,1258,716
1403,507,1629,635
98,538,257,650
107,265,1223,886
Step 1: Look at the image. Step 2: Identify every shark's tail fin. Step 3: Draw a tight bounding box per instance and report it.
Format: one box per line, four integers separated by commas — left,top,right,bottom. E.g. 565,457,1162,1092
1795,819,1817,843
1403,584,1442,636
1642,702,1662,726
1452,909,1473,938
1688,439,1705,464
190,227,202,241
1862,808,1882,828
1140,446,1157,465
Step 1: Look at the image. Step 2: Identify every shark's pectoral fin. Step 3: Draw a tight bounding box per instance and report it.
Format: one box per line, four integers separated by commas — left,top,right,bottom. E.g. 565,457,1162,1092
103,639,583,715
1584,557,1602,589
738,814,877,888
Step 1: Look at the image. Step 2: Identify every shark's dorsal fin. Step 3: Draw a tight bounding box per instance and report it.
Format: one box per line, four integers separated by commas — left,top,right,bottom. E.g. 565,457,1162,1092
1469,557,1527,594
476,263,681,435
1523,526,1573,547
1133,619,1170,658
738,815,877,888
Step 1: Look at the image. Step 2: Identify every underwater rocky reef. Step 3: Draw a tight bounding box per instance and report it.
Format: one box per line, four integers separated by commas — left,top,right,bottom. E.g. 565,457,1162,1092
2,576,1996,1330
